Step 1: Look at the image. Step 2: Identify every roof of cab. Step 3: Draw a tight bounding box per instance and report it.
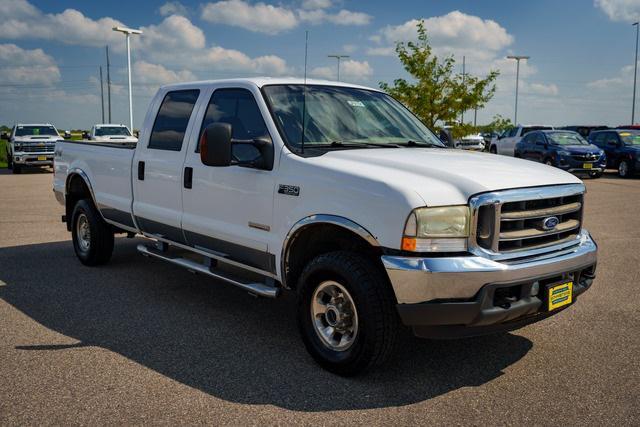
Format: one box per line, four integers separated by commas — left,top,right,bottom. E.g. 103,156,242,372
160,77,380,92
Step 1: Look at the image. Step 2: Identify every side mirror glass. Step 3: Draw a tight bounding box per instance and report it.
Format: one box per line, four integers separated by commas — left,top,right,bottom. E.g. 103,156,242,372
200,123,232,167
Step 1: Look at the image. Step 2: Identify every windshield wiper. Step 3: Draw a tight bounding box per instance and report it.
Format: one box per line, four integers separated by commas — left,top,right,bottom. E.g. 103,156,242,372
313,141,401,149
399,140,444,148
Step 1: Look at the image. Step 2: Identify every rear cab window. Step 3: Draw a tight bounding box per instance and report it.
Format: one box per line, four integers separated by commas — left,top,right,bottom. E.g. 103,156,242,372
148,90,200,151
522,126,552,136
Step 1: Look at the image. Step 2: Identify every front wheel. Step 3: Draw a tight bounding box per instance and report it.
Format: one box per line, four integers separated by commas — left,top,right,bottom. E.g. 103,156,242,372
297,251,399,376
589,171,603,179
6,152,12,170
71,199,114,266
618,160,632,178
490,145,497,154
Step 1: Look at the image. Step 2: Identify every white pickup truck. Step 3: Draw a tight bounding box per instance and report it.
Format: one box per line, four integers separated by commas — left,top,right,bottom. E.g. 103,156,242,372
4,123,62,173
86,124,138,143
53,78,598,375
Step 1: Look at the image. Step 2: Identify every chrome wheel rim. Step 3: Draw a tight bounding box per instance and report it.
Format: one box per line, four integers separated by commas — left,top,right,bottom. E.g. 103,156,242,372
76,213,91,251
619,161,628,177
311,280,359,351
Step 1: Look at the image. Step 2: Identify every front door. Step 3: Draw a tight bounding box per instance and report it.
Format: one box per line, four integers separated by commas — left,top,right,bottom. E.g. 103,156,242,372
181,86,276,275
132,88,202,243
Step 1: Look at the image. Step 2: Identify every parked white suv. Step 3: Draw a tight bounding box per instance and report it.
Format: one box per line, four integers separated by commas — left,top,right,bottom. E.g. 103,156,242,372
87,124,138,143
3,123,61,173
53,78,597,375
490,125,553,156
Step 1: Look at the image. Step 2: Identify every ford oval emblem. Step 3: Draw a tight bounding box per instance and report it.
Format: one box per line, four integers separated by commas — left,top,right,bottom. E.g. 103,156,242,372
542,216,559,230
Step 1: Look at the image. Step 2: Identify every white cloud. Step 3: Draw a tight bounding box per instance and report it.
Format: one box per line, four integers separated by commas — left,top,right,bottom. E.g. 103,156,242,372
134,61,197,86
310,59,373,82
0,43,60,86
525,82,559,96
342,44,357,54
302,0,332,10
0,0,125,47
378,11,513,52
201,0,298,35
587,61,636,89
159,1,188,16
139,15,206,52
595,0,640,22
299,8,372,26
366,46,395,56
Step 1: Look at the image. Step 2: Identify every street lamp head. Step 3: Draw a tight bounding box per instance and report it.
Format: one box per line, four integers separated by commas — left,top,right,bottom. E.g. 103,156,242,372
112,26,143,35
507,55,530,60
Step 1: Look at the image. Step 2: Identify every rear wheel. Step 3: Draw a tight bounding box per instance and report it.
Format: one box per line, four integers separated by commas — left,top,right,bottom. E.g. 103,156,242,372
618,160,632,178
297,251,399,376
71,199,114,266
490,145,497,154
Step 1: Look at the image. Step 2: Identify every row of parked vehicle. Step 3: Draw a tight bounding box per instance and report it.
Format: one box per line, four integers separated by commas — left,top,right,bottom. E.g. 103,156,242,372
488,125,640,178
2,123,137,173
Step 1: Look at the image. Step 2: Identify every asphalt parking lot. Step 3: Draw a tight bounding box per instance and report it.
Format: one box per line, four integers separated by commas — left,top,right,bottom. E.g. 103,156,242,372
0,168,638,425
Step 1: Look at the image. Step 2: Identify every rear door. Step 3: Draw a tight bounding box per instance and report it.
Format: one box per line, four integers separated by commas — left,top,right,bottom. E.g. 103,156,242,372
602,132,621,168
132,88,202,243
499,127,518,155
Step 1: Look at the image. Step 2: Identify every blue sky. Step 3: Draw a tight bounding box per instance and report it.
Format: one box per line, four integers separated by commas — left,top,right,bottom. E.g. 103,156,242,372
1,0,639,129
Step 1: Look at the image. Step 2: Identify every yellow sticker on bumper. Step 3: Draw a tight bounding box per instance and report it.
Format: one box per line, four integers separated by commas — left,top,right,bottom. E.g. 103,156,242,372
548,282,573,311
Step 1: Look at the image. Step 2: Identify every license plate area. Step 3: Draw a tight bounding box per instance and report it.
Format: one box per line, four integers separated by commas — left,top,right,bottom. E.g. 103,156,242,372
37,156,47,161
547,281,573,311
583,163,593,169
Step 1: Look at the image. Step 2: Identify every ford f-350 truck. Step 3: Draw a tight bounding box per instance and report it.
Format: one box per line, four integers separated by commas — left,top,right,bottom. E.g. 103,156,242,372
53,78,598,375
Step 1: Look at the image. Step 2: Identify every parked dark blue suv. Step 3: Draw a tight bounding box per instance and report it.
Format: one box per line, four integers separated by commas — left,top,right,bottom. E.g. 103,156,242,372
514,130,606,178
589,129,640,178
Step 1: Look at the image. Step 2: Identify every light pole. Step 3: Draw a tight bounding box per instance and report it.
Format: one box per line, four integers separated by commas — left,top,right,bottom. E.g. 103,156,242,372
328,54,349,81
507,55,529,124
113,26,142,133
632,22,639,125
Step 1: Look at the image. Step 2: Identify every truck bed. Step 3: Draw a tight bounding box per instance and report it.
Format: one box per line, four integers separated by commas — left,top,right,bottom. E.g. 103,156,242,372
54,139,137,229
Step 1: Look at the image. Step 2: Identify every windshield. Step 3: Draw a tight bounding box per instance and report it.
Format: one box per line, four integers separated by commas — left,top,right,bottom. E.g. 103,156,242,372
547,131,589,145
619,131,640,145
95,126,131,136
262,84,444,153
15,125,58,137
522,126,552,135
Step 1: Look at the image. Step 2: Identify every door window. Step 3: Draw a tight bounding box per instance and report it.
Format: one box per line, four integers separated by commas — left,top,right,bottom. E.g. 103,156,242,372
198,88,269,162
591,132,606,146
148,90,200,151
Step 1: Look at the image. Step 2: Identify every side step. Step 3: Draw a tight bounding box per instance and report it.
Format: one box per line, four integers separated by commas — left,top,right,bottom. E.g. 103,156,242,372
137,244,280,298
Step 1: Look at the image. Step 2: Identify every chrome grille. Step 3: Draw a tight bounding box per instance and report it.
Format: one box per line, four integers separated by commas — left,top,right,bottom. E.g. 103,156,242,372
470,184,585,260
20,144,55,153
571,153,599,161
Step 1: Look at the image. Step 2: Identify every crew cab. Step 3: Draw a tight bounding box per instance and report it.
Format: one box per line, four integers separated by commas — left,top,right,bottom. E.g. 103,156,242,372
86,124,138,143
490,125,553,156
3,123,61,173
53,78,598,375
515,130,606,178
589,129,640,178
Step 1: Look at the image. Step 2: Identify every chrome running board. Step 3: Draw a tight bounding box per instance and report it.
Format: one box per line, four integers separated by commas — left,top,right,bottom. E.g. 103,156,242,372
137,244,280,298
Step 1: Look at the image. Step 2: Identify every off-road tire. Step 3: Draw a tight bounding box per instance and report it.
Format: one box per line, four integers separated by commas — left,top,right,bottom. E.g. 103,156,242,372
71,199,114,266
297,251,399,376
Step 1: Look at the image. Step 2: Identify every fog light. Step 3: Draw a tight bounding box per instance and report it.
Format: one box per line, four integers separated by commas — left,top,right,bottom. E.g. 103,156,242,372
14,156,20,162
530,281,540,296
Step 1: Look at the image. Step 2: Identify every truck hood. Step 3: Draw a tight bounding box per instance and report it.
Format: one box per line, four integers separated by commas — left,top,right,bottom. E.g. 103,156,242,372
13,136,60,142
314,148,582,206
93,135,138,142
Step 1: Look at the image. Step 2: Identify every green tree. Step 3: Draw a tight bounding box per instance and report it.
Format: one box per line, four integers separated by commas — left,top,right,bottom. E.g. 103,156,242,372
479,114,513,134
380,20,499,138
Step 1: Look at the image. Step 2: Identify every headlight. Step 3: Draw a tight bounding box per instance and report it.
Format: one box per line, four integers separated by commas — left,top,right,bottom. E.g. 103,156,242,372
402,206,470,252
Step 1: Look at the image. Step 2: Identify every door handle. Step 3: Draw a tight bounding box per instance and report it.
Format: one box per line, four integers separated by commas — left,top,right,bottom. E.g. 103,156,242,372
184,166,193,189
138,161,145,180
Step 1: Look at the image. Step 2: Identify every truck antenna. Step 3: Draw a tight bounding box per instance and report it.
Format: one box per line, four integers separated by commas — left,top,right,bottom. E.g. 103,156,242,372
301,30,308,154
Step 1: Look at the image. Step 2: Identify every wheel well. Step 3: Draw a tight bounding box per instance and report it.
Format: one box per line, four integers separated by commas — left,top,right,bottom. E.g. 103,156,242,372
65,174,93,231
283,223,383,290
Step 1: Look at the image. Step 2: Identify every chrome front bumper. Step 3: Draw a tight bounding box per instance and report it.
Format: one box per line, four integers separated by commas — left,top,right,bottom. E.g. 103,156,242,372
382,229,597,305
